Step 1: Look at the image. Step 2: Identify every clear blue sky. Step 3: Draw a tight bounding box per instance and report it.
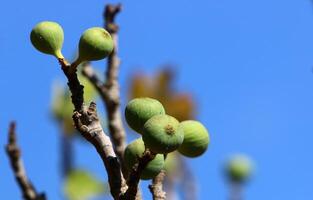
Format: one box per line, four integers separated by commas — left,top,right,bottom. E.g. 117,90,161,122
1,0,313,199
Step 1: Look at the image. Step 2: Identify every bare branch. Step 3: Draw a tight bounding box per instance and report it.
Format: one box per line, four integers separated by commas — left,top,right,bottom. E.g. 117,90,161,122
149,170,166,200
82,3,127,175
123,150,156,200
5,122,46,200
59,59,127,199
104,3,126,164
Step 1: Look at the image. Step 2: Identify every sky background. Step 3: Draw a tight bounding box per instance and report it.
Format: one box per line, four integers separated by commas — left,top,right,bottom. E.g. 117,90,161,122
1,0,313,199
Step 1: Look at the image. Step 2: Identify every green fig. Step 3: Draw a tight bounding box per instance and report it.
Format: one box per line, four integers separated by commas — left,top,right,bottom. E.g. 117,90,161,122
74,27,113,64
164,152,179,174
125,98,165,134
142,114,184,154
178,120,210,157
226,155,253,183
30,21,64,58
124,138,165,180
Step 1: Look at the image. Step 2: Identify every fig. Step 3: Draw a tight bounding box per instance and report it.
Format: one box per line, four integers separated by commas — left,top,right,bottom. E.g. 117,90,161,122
74,27,113,64
124,138,165,180
142,114,184,154
30,21,64,58
163,152,179,174
125,98,165,134
178,120,210,157
226,155,253,183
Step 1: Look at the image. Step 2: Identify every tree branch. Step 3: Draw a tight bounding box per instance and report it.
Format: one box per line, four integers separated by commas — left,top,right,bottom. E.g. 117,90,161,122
103,3,126,162
5,122,46,200
59,59,127,200
149,170,166,200
123,150,156,200
82,3,126,172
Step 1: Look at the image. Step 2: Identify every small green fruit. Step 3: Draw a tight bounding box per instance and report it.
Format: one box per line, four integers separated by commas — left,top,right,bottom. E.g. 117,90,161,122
30,21,64,58
76,27,113,63
124,138,165,180
178,120,210,157
164,152,179,174
125,98,165,134
226,155,253,183
142,114,184,154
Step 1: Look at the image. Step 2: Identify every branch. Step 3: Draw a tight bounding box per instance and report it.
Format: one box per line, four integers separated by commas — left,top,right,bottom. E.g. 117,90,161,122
229,182,242,200
59,59,127,200
82,3,126,172
149,170,166,200
5,122,46,200
123,150,156,200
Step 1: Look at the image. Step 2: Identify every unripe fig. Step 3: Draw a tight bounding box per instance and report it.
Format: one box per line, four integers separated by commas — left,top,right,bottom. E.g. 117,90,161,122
142,114,184,154
125,98,165,134
75,27,113,64
178,120,210,157
226,155,253,183
164,152,179,174
30,21,64,58
124,138,165,180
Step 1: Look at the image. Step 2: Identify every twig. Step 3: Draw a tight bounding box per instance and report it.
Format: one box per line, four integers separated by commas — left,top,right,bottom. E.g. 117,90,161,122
104,3,126,161
180,156,197,200
60,133,73,176
149,170,166,200
230,182,242,200
59,59,127,200
5,122,46,200
82,3,126,172
123,150,156,200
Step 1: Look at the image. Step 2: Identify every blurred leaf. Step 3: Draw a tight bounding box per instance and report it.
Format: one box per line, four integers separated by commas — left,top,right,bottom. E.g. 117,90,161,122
129,67,196,121
64,169,107,200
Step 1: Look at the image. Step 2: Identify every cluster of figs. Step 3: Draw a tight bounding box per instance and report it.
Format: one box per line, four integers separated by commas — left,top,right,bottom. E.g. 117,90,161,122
30,21,114,64
124,98,210,179
29,21,210,180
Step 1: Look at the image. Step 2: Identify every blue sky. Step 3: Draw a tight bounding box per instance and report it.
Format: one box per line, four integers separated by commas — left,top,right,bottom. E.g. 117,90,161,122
1,0,313,199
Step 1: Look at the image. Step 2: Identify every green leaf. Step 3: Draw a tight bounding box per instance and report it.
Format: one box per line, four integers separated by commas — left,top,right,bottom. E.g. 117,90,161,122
64,169,107,200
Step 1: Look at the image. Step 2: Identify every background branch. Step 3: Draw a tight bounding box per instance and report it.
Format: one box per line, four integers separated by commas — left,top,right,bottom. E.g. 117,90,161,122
5,122,46,200
59,59,127,199
149,170,166,200
82,3,127,173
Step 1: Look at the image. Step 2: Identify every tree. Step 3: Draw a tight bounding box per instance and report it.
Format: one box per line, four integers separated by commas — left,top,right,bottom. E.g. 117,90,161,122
5,3,253,200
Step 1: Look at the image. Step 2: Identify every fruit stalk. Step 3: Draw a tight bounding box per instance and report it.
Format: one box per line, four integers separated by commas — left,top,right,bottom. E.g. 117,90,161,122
123,150,156,200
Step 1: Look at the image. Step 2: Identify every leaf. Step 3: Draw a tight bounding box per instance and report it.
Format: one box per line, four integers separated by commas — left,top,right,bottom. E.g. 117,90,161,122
129,67,196,121
64,169,107,200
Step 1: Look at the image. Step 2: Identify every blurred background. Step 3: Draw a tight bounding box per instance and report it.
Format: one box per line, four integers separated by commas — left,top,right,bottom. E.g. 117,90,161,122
1,0,313,199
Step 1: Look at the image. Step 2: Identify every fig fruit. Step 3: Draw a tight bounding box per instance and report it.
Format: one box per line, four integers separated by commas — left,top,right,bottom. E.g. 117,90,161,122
75,27,113,64
226,155,253,183
30,21,64,58
164,152,179,174
178,120,210,157
125,98,165,134
124,138,165,180
142,114,184,154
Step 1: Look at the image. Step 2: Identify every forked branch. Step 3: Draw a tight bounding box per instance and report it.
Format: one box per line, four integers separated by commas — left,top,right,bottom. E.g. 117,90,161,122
59,59,127,199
